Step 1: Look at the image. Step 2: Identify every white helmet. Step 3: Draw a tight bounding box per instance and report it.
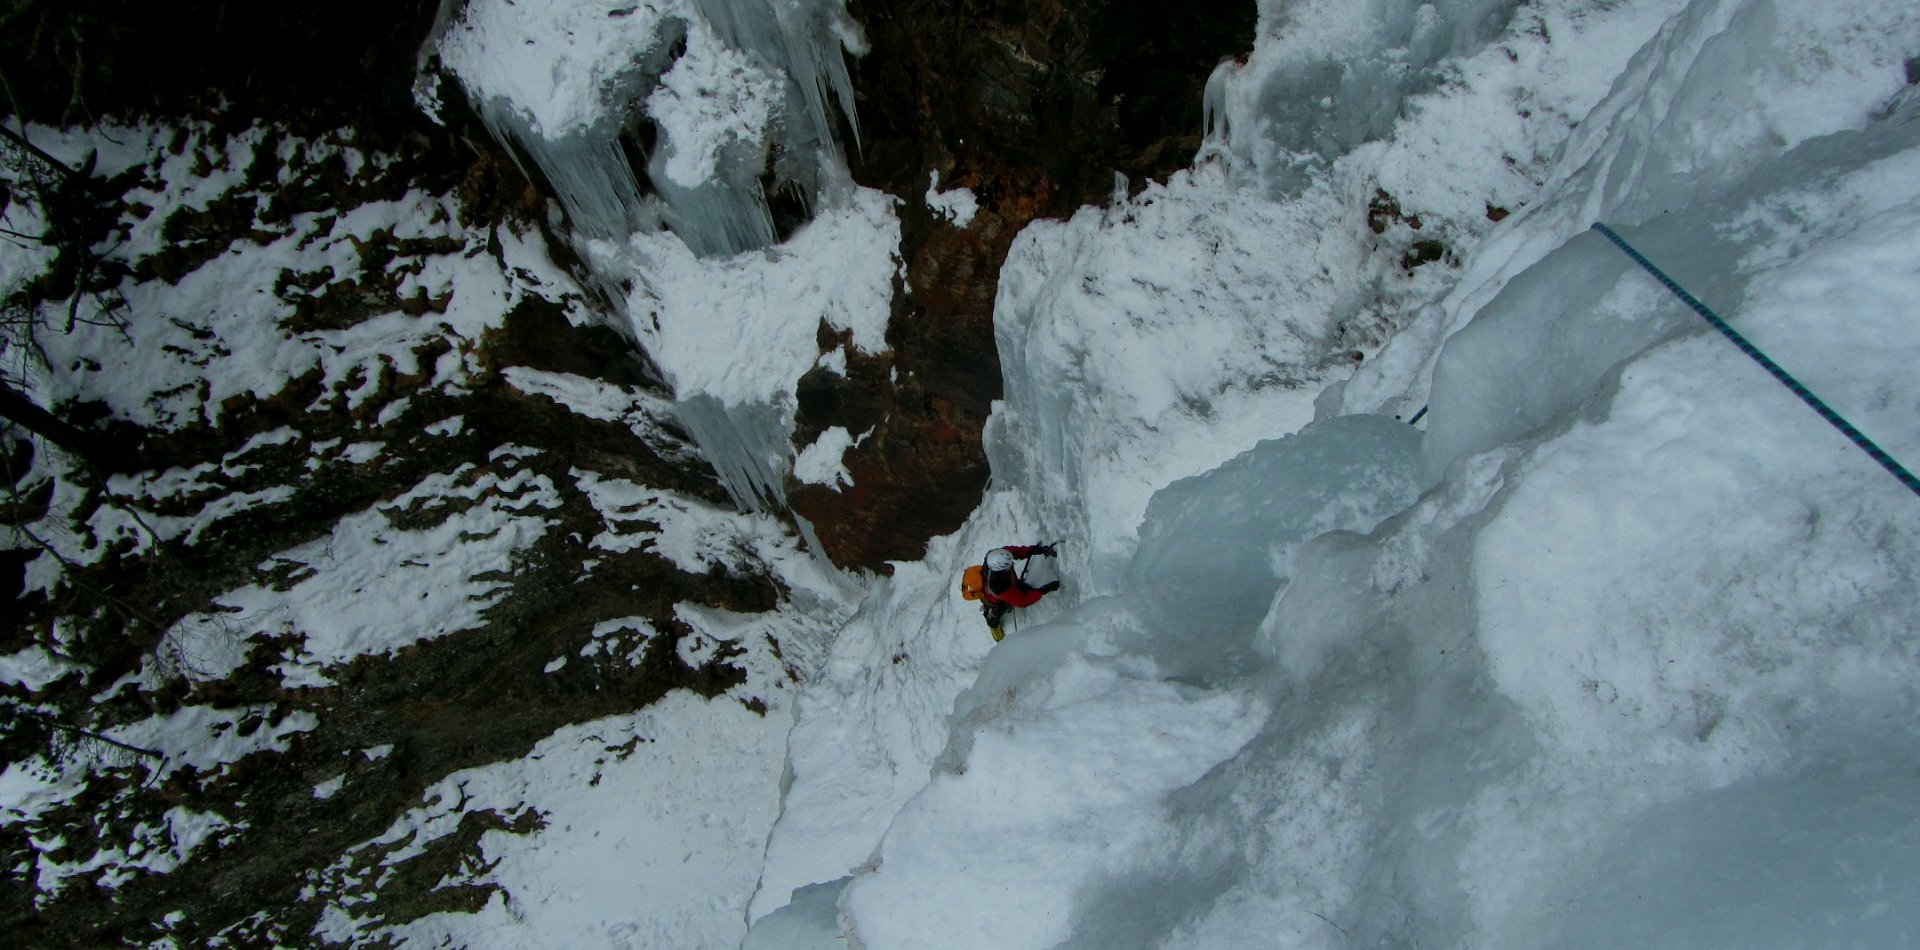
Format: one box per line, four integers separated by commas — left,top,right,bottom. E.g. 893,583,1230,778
985,548,1015,572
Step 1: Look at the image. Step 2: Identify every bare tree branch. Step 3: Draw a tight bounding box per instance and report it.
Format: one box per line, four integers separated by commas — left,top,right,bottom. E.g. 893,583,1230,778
5,702,164,760
0,379,117,469
0,120,83,184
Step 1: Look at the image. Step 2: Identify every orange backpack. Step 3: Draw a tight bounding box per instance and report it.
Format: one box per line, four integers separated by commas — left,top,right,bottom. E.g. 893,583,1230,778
959,564,986,601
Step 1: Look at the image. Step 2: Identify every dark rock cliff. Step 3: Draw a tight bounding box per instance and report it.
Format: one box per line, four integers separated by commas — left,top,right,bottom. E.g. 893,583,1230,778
2,0,1254,572
0,4,1255,937
794,0,1255,570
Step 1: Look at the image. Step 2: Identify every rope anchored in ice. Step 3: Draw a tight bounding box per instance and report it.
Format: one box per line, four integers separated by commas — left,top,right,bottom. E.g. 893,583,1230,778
1592,222,1920,500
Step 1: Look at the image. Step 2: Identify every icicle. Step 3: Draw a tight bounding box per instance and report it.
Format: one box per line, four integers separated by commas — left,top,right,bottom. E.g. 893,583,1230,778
674,394,790,511
435,0,863,257
1199,56,1239,161
646,167,777,258
476,107,655,243
688,0,864,155
431,0,873,513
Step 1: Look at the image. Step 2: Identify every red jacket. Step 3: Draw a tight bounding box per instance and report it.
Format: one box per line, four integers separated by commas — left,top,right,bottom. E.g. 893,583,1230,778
981,546,1048,608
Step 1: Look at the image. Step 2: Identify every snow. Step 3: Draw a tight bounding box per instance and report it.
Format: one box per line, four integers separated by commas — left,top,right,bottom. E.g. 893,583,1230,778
605,183,899,508
753,0,1920,946
1,708,313,818
792,425,861,488
618,184,897,405
0,647,80,690
436,0,685,139
647,16,783,189
316,692,791,948
436,0,862,254
501,366,697,466
110,706,320,782
102,458,299,548
335,441,384,465
34,805,240,899
3,705,313,899
846,657,1268,949
7,0,1920,943
36,192,511,430
924,171,979,228
572,467,838,584
5,124,574,606
640,9,786,256
200,456,564,688
437,0,883,511
0,174,57,299
688,0,866,158
1204,0,1524,195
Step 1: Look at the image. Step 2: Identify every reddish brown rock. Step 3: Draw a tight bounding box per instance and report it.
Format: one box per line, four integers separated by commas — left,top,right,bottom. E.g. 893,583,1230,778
789,0,1255,571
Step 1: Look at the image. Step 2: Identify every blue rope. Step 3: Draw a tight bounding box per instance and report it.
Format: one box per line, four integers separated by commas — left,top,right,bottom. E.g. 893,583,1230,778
1592,222,1920,499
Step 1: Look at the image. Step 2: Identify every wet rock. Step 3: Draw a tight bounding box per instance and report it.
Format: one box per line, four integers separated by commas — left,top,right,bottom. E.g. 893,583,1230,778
1403,239,1449,269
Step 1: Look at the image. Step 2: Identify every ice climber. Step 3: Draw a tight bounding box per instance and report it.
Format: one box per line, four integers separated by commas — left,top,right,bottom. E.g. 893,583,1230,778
973,544,1059,641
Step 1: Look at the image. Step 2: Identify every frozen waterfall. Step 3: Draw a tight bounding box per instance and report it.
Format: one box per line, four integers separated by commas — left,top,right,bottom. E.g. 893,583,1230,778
428,0,878,515
752,0,1920,946
1202,0,1523,195
432,0,861,257
432,0,860,259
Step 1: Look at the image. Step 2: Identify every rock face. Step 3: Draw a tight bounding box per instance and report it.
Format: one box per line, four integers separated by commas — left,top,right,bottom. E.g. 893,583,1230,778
2,1,1254,574
0,3,1258,936
0,120,780,945
0,11,769,946
791,0,1257,570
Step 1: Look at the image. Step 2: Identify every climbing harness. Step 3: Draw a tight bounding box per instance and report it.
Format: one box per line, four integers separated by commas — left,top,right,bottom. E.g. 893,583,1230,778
1592,222,1920,500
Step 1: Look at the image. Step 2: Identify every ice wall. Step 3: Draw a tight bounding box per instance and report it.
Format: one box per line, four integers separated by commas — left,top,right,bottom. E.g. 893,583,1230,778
1334,0,1920,428
1204,0,1521,195
761,0,1920,945
1122,415,1422,685
750,0,1682,928
1537,769,1920,947
986,166,1377,588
